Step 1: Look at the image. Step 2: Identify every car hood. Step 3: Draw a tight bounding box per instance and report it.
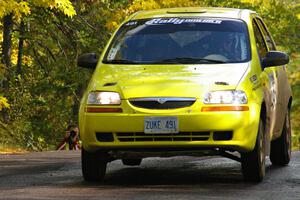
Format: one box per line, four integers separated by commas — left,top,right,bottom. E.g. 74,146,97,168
92,63,249,99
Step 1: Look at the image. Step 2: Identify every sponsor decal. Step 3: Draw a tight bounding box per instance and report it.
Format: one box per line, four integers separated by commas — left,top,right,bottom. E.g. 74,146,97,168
250,75,257,83
145,18,222,25
250,75,262,91
107,47,118,60
125,21,138,26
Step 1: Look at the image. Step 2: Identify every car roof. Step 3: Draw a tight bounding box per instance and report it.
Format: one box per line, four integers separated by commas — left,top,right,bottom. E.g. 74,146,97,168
130,7,256,21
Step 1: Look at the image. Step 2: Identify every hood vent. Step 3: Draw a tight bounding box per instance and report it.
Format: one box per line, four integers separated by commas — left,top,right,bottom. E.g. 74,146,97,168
103,82,117,87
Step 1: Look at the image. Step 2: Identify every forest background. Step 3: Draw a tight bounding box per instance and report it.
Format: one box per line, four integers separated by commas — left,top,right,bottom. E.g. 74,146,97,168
0,0,299,151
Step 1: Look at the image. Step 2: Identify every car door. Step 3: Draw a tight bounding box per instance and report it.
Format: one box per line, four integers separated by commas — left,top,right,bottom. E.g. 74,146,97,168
251,15,283,141
255,17,288,139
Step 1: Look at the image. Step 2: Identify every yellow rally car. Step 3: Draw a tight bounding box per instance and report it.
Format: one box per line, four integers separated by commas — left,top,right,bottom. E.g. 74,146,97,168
77,7,292,182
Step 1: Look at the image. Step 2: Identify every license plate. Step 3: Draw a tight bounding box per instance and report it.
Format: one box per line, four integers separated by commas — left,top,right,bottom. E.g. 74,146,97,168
144,117,178,134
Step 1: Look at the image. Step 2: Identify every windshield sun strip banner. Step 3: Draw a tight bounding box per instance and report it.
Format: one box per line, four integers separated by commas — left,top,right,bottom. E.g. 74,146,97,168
125,18,223,26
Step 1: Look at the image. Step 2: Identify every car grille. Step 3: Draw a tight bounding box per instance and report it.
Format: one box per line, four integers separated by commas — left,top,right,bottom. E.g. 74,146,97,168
116,132,210,142
129,97,196,109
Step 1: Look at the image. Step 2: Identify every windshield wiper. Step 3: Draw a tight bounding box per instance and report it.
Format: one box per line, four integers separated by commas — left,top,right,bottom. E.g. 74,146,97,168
157,57,227,64
103,59,137,64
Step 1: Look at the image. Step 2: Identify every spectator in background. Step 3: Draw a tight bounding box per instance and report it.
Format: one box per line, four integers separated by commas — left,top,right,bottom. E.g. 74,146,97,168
68,125,80,150
57,124,80,150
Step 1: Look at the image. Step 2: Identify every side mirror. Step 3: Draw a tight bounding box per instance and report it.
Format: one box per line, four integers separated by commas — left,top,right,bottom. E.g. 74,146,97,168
77,53,99,69
262,51,289,68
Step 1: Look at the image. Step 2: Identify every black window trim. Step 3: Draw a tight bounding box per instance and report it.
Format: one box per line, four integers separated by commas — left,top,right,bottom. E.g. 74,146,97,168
254,17,276,51
252,16,268,59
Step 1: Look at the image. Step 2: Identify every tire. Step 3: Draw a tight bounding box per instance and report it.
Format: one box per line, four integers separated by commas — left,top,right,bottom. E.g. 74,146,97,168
241,118,266,182
270,109,291,165
81,148,108,182
122,158,142,166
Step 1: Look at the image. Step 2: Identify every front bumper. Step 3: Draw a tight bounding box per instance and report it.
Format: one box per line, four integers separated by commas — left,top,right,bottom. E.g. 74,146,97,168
80,102,260,153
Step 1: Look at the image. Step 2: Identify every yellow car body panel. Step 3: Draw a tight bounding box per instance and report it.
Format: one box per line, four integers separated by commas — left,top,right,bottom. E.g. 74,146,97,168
79,7,292,154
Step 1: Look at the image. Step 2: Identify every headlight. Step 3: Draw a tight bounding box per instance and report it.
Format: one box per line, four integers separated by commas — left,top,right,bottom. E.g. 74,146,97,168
87,92,121,105
203,90,247,104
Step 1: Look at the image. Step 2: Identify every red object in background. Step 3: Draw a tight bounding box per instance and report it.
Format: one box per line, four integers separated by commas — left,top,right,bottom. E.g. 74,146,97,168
57,135,81,150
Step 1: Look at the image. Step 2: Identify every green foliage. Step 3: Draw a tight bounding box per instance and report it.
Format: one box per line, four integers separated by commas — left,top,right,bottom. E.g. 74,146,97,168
0,0,299,150
0,0,78,149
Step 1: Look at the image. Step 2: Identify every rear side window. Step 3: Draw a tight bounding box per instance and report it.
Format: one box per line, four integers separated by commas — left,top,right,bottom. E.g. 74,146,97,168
252,20,267,58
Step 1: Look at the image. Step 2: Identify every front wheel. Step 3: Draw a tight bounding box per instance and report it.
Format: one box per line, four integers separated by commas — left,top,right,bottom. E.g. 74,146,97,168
270,109,291,165
241,118,265,182
81,148,108,182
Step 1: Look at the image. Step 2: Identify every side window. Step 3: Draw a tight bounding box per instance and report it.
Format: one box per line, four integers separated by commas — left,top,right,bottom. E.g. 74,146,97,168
255,18,276,51
252,20,268,58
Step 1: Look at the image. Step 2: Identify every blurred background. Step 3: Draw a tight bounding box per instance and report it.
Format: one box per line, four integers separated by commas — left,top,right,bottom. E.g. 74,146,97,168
0,0,299,151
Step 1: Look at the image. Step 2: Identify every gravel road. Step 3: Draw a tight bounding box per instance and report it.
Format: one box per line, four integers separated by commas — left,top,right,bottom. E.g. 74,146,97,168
0,151,299,200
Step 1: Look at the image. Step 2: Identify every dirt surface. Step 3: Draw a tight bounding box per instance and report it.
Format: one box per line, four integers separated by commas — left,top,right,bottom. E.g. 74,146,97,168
0,151,299,200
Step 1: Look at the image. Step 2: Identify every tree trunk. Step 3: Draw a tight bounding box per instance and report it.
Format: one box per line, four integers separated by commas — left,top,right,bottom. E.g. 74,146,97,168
1,14,13,122
1,13,13,89
17,20,25,75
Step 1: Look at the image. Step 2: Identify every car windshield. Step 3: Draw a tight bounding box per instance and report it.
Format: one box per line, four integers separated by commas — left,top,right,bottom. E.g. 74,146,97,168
103,18,250,64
